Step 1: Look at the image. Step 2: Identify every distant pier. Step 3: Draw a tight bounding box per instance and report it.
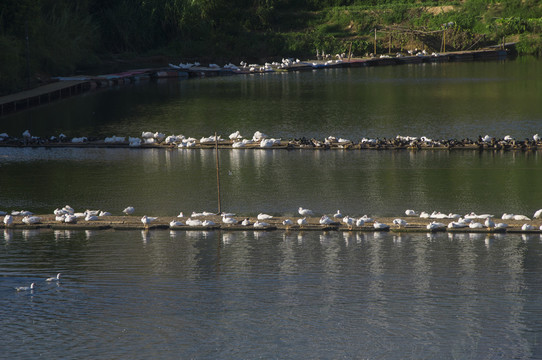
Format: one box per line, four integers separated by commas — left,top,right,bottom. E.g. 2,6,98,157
0,47,509,117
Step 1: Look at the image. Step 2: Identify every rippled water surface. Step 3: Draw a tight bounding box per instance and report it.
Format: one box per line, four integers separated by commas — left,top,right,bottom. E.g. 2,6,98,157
2,229,542,359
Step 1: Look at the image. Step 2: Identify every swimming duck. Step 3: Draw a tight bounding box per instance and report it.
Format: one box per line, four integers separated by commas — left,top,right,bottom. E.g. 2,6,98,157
123,206,135,215
15,283,35,292
46,273,61,282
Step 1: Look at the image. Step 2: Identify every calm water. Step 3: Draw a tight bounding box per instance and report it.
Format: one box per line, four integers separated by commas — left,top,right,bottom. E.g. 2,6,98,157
2,229,542,359
2,59,542,358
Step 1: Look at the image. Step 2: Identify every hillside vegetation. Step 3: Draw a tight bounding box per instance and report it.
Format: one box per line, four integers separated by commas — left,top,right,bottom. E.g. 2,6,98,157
1,0,541,95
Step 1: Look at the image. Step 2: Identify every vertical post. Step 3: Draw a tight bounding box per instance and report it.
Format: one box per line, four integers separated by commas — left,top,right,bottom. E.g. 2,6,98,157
443,29,446,53
25,21,31,89
389,32,392,54
374,28,377,55
215,132,221,214
348,42,352,61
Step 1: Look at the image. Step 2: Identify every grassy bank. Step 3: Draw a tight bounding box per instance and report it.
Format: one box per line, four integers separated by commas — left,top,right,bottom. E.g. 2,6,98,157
1,0,541,95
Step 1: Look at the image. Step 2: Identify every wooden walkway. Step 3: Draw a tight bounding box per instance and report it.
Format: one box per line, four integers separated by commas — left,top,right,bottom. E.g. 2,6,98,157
0,80,91,116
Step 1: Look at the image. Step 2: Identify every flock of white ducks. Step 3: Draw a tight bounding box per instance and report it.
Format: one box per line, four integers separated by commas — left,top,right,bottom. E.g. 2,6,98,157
2,206,542,232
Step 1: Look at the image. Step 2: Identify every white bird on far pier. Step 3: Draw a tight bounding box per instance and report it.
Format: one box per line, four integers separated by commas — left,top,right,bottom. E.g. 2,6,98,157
343,216,354,230
46,273,61,282
373,221,390,230
186,218,203,226
405,209,418,216
298,207,314,216
64,214,77,224
522,223,534,231
297,217,308,227
222,216,238,225
319,215,334,225
355,218,365,227
241,218,252,226
141,215,157,228
282,219,293,228
253,220,269,228
3,214,13,227
170,220,184,227
257,213,273,220
533,209,542,219
333,210,343,219
393,218,408,228
85,214,99,221
123,206,135,215
484,217,495,229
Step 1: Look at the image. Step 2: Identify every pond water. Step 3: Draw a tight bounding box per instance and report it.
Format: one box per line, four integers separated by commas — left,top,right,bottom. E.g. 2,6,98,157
2,58,542,359
2,229,542,359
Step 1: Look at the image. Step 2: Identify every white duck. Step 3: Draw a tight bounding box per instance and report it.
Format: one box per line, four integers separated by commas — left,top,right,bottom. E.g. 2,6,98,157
405,209,418,216
3,214,13,227
319,215,335,225
373,221,390,230
393,218,408,228
343,216,354,230
15,282,35,292
533,209,542,219
123,206,135,215
186,218,203,226
64,214,77,224
253,220,269,228
282,219,293,228
355,218,365,227
141,215,157,228
484,217,495,229
46,273,61,282
257,213,273,220
522,224,535,231
170,220,184,227
333,210,343,219
298,207,314,216
297,217,308,227
222,216,238,225
241,218,252,226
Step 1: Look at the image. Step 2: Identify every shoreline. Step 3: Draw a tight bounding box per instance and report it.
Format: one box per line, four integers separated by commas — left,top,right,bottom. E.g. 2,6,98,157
3,214,542,234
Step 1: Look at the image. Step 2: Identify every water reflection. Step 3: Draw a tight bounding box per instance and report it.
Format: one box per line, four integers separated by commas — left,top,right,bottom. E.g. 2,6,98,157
0,229,541,358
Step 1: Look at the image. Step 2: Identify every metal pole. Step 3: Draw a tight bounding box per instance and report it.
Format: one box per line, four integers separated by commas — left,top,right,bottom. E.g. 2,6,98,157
215,132,221,214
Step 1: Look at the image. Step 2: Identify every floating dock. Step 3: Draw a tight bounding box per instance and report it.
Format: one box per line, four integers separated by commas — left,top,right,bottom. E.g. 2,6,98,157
1,214,541,234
